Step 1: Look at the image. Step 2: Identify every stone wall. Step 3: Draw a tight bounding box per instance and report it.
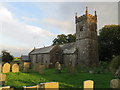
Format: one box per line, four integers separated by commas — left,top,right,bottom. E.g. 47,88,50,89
63,54,77,67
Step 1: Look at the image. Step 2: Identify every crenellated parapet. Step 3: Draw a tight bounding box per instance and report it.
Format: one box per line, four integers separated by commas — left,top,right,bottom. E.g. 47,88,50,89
75,7,97,24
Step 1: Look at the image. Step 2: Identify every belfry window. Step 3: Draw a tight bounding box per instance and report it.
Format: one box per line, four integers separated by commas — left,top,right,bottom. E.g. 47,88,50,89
80,26,83,31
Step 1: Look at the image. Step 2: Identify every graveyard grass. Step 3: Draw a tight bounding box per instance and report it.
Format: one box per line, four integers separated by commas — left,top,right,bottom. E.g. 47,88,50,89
5,69,114,88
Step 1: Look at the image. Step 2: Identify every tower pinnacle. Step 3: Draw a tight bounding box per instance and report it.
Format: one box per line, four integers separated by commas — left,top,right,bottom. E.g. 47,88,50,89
95,11,97,16
86,6,88,15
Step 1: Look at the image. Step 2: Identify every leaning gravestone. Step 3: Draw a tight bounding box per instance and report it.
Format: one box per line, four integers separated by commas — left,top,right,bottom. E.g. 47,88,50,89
0,74,6,86
2,63,10,73
110,79,120,88
39,64,45,75
84,80,94,90
12,63,19,73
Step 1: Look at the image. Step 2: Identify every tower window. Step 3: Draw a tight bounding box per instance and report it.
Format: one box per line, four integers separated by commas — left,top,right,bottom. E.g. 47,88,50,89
80,26,83,31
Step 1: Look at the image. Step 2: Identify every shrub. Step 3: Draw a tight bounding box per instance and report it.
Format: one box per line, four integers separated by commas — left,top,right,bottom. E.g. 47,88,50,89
110,55,120,73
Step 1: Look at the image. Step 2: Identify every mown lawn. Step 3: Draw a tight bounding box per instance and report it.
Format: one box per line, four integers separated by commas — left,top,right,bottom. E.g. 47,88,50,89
5,69,114,88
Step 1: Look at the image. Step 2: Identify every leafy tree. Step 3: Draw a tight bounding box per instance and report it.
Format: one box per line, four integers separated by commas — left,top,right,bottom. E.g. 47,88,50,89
2,50,14,62
52,34,76,45
98,25,120,61
67,34,76,43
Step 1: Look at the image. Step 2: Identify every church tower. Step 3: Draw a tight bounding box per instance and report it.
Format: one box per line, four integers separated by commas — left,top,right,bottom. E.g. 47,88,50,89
75,7,99,67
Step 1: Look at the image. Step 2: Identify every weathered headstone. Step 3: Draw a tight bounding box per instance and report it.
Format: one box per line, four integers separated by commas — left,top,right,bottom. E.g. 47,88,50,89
39,64,45,75
33,63,39,72
12,63,19,73
67,61,75,74
84,80,94,90
2,63,10,73
38,82,59,90
23,62,30,72
110,79,120,88
0,74,6,86
55,62,61,73
23,62,30,68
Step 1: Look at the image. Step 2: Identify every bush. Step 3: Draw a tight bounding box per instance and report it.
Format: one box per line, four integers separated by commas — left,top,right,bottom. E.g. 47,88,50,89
110,56,120,73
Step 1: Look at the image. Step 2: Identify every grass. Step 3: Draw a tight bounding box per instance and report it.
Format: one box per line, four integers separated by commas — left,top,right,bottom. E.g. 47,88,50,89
4,69,114,88
13,57,20,61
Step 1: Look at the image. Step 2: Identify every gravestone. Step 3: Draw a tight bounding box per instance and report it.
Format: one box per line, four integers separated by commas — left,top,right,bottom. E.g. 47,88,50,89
0,74,6,86
39,64,45,75
67,61,75,74
55,62,61,73
23,62,30,68
33,63,39,72
110,79,120,88
2,63,10,73
23,62,30,72
12,63,19,73
84,80,94,90
38,82,59,90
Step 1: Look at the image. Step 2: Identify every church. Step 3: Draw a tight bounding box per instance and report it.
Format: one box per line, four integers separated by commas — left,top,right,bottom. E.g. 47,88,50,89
29,7,99,68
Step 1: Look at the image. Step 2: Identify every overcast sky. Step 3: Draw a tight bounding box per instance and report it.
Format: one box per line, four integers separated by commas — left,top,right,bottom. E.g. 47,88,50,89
0,2,118,57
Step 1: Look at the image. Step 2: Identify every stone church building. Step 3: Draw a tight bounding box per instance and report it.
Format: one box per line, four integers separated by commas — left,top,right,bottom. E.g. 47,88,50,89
29,7,99,68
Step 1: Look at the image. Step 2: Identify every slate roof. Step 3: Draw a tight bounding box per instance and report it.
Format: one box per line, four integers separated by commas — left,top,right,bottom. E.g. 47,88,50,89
21,55,29,61
30,42,76,55
30,46,54,55
60,42,76,54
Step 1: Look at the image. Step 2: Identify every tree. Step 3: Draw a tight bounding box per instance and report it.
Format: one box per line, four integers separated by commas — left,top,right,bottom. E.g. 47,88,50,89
2,50,14,62
98,25,120,61
52,34,76,45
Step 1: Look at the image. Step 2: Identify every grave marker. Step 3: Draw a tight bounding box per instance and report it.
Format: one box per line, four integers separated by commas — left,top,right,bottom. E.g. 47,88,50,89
84,80,94,90
0,74,6,86
55,62,61,73
12,63,19,73
110,79,120,88
23,62,30,68
2,63,10,73
39,64,45,75
23,62,30,72
38,82,59,90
